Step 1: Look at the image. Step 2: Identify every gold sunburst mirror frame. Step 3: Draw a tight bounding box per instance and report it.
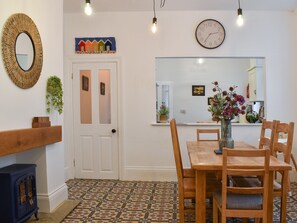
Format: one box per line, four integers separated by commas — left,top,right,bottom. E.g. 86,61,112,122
1,13,43,89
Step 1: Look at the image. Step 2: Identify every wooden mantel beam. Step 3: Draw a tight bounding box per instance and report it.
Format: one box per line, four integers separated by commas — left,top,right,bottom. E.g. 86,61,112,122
0,126,62,157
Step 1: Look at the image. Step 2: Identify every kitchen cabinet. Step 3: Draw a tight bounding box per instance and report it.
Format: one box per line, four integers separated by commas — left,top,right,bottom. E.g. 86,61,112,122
248,66,264,101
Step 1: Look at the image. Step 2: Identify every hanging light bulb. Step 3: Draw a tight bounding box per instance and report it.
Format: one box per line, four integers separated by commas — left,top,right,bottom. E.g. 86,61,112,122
151,0,157,33
84,0,93,16
237,0,244,26
151,17,157,33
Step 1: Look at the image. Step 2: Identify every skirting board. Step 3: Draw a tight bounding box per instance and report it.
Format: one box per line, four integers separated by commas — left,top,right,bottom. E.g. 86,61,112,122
123,166,177,181
37,183,68,213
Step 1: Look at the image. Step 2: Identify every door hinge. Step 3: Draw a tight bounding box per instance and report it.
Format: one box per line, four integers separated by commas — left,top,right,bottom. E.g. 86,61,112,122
73,160,75,167
71,73,73,79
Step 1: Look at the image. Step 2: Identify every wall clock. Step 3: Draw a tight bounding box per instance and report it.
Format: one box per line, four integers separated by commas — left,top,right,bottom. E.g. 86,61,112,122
195,19,225,49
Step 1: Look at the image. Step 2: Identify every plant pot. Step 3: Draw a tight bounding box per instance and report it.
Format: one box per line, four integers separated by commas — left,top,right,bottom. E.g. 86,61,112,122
159,115,168,123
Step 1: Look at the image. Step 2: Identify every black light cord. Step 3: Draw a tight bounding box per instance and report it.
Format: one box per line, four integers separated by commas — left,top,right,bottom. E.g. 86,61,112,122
160,0,166,8
153,0,156,18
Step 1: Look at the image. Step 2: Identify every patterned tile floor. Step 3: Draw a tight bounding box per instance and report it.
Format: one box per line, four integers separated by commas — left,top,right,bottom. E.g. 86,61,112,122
62,179,297,223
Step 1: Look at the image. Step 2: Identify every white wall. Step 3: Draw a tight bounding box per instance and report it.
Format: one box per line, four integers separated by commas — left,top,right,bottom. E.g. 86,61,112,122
0,0,67,212
64,10,297,181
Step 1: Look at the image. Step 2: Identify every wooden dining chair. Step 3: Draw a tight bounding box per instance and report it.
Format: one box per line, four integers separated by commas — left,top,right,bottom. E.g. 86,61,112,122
197,128,220,142
232,119,276,184
232,120,294,222
197,128,222,180
170,119,195,222
258,119,278,150
271,121,294,222
213,148,270,223
170,119,220,222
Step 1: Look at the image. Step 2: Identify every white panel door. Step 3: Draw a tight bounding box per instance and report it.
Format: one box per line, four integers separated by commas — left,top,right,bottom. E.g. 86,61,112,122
73,62,118,179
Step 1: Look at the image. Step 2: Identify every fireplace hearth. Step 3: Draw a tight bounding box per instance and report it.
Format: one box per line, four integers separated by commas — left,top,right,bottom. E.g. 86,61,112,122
0,164,38,223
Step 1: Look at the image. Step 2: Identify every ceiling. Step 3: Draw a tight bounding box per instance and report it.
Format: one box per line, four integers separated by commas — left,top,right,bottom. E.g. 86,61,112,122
64,0,297,13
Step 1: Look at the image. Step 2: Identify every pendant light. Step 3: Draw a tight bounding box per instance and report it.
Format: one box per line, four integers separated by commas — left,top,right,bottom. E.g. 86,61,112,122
151,0,157,33
151,0,166,34
237,0,244,26
84,0,93,16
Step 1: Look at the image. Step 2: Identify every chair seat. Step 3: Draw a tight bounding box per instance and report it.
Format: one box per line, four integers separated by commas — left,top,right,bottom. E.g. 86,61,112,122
213,191,263,210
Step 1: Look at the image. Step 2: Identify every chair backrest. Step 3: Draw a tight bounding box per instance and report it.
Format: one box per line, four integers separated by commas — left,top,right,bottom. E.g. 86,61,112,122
272,121,294,164
258,119,278,151
170,119,184,182
197,129,220,141
221,148,270,218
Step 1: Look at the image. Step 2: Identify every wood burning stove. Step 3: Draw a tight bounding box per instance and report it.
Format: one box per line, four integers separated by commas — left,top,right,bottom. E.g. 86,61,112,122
0,164,38,223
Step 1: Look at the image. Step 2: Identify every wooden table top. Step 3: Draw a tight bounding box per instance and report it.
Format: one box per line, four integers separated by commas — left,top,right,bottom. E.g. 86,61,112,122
187,141,292,171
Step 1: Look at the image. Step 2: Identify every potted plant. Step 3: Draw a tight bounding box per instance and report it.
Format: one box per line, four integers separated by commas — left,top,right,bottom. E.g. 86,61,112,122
158,104,169,123
46,76,64,115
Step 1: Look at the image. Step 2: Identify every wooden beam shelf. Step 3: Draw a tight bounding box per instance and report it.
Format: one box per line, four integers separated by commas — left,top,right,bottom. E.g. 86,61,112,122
0,126,62,157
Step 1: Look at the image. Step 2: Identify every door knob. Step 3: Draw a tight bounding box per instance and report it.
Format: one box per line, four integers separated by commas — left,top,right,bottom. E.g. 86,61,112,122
111,129,117,133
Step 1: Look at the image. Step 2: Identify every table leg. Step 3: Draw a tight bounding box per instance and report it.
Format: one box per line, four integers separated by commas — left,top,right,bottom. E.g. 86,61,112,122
196,170,206,223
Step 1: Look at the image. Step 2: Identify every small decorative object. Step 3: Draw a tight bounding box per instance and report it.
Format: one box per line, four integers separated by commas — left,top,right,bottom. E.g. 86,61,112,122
195,19,226,49
46,76,64,115
158,104,169,123
100,82,105,95
207,97,213,105
75,37,116,54
32,117,51,128
208,81,246,154
192,85,205,96
246,111,259,123
82,75,89,91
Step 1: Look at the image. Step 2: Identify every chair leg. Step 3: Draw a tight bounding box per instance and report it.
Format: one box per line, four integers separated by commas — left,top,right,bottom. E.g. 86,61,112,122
212,198,219,223
179,200,185,223
280,171,289,223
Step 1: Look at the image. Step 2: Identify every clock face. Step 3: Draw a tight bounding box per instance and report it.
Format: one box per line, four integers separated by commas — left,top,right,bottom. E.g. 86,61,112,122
195,19,225,49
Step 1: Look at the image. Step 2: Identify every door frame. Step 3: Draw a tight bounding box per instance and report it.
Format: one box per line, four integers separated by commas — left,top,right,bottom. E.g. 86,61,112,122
64,56,123,181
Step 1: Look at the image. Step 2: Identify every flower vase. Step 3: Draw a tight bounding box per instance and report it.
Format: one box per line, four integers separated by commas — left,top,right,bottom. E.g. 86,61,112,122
219,118,234,151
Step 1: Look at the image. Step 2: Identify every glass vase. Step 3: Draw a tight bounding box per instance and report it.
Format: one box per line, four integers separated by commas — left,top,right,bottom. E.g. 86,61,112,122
219,118,234,151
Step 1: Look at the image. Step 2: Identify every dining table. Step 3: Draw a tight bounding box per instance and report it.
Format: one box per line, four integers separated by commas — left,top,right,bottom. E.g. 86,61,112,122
187,141,292,223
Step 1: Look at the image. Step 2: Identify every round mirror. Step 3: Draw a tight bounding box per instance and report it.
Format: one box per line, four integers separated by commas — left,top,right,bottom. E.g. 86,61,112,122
1,13,43,89
15,32,35,71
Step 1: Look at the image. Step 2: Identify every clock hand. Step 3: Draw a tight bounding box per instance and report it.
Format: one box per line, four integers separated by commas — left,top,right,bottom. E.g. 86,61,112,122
204,33,212,43
204,32,219,43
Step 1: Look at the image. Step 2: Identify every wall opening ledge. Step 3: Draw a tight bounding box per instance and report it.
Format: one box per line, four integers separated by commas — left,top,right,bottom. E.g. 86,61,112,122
0,126,62,156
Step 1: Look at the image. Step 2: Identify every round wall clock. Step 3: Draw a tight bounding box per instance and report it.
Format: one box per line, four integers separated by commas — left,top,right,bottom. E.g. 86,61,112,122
195,19,225,49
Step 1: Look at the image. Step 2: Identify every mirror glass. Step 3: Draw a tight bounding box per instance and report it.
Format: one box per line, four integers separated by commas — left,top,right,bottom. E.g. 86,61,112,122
15,32,34,71
155,57,266,123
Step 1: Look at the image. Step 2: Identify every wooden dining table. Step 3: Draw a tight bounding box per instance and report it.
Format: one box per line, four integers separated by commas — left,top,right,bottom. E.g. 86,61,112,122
187,141,292,223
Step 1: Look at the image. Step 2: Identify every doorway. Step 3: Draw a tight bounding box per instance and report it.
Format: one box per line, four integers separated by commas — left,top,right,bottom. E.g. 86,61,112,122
72,62,119,179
